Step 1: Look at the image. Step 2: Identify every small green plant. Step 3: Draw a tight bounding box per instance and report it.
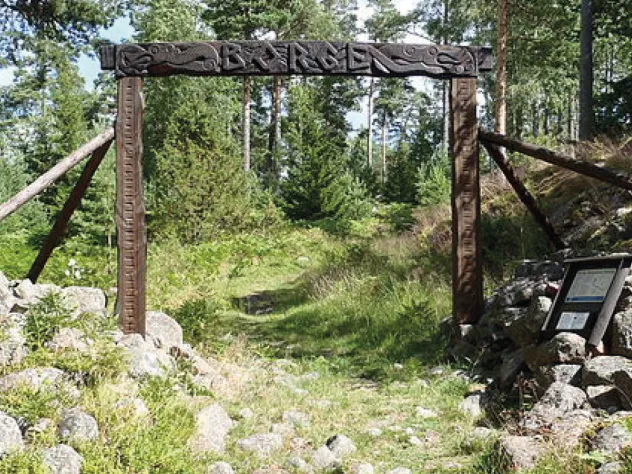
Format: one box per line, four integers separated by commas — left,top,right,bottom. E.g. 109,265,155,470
24,291,74,349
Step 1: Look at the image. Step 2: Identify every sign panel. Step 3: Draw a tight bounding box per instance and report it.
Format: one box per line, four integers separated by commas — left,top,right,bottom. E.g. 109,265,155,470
565,268,616,303
542,255,632,347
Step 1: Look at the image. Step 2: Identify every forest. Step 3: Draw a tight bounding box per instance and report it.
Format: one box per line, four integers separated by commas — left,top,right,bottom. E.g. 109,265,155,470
2,1,632,473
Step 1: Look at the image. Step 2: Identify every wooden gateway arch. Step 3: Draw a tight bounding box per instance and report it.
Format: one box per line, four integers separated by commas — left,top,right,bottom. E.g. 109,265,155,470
99,40,493,334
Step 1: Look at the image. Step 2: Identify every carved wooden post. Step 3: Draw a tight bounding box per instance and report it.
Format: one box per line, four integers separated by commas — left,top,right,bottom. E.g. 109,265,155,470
116,77,147,335
450,78,484,325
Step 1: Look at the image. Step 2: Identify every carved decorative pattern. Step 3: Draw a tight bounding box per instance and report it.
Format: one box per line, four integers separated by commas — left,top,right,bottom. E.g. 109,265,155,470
451,78,483,324
116,77,146,335
101,41,492,79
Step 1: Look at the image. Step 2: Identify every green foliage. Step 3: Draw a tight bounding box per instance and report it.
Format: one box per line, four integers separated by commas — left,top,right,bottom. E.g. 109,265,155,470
377,203,416,232
24,292,74,349
417,153,451,207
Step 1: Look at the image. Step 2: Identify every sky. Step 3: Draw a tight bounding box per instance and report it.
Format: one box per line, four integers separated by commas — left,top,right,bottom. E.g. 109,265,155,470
0,0,436,131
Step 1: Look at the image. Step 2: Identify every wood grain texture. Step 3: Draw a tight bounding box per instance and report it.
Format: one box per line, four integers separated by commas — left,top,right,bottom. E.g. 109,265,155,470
116,77,147,335
450,78,484,325
0,129,114,223
483,142,566,251
100,41,492,79
27,139,114,283
479,129,632,191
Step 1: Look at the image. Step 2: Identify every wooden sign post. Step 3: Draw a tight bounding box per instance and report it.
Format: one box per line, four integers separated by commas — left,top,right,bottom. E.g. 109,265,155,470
100,40,493,334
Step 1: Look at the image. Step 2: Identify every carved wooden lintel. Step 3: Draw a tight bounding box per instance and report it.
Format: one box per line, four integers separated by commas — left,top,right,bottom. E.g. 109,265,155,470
100,41,492,79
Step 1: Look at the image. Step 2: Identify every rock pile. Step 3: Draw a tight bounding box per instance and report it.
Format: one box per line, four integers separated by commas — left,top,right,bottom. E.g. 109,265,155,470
455,259,632,471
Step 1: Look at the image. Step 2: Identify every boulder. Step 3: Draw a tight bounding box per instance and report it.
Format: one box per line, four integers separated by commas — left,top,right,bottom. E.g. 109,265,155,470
62,287,106,316
146,311,183,350
0,368,78,399
535,364,582,389
350,463,374,474
42,444,83,474
515,260,564,281
583,356,632,386
58,408,99,442
326,434,356,458
548,410,595,450
283,410,310,427
415,407,439,419
287,456,313,473
505,297,552,347
118,335,175,379
0,313,27,366
311,446,339,471
113,397,150,418
459,391,488,418
207,462,234,474
0,411,23,458
188,404,234,454
613,369,632,410
47,328,92,353
586,385,622,411
386,469,412,474
522,383,587,430
498,349,524,388
598,462,624,474
590,424,632,453
524,333,586,371
499,435,545,471
612,310,632,358
237,433,284,457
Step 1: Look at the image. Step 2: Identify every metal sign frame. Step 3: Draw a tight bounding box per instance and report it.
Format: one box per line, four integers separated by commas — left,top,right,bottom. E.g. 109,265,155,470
542,255,632,346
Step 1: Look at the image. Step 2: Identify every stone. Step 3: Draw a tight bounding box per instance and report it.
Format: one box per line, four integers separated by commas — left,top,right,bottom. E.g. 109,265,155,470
350,463,374,474
271,423,295,436
311,446,339,471
14,279,37,300
47,328,92,353
283,410,310,427
523,333,586,371
515,260,564,281
583,356,632,386
613,310,632,357
535,364,582,389
598,462,624,474
0,367,77,399
58,408,99,442
287,457,313,473
367,428,382,437
119,335,175,378
386,469,412,474
505,299,551,348
613,369,632,409
62,287,107,316
499,435,545,471
237,433,284,457
43,444,83,474
113,397,150,417
498,349,524,388
146,311,183,350
471,427,497,442
326,434,356,458
590,424,632,453
459,391,488,418
189,404,234,454
522,383,587,430
586,385,622,410
407,436,422,446
238,407,255,419
207,462,234,474
415,407,438,419
0,313,27,366
548,410,594,450
0,411,23,458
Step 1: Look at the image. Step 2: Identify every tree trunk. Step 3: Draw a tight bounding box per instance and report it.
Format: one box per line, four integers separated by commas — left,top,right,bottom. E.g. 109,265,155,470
381,114,387,184
243,76,252,172
367,77,374,168
268,76,282,182
579,0,594,140
495,0,509,136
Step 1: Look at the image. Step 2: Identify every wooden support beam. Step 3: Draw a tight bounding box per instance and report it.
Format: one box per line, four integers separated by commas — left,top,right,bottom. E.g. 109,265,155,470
482,142,566,251
479,129,632,192
450,78,484,325
116,77,147,335
0,129,115,223
27,140,114,283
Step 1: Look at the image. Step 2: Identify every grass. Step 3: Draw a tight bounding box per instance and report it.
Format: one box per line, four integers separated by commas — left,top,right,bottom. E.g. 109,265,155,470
1,206,623,473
